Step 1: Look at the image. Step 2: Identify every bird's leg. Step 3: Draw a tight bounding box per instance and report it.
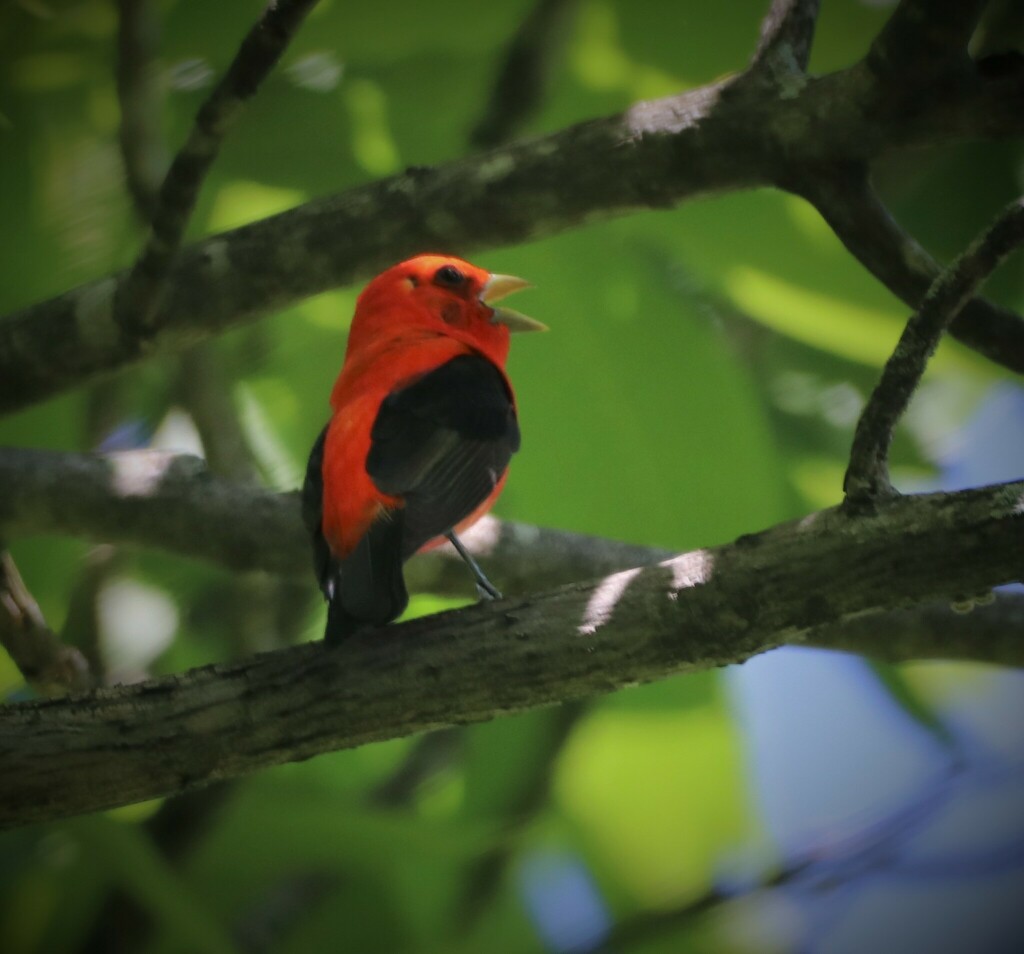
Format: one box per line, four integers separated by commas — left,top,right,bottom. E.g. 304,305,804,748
446,531,502,601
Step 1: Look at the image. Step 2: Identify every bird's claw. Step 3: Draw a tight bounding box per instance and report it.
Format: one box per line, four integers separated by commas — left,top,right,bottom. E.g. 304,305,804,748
476,581,502,602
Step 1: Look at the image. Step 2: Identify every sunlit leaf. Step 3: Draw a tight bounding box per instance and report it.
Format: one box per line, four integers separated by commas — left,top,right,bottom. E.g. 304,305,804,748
555,705,755,907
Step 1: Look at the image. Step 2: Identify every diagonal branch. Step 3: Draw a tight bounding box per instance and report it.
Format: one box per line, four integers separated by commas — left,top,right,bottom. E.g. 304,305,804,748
2,13,1023,413
115,0,167,222
845,196,1024,502
0,549,92,696
1,477,1022,829
868,0,989,76
797,163,1024,374
751,0,822,75
115,0,320,339
470,0,578,149
598,761,959,951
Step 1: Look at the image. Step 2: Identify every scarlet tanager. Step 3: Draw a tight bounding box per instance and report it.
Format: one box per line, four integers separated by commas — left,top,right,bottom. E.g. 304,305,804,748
302,254,545,644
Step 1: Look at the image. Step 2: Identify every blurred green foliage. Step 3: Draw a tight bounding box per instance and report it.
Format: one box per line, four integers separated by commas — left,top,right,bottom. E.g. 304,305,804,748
1,0,1021,951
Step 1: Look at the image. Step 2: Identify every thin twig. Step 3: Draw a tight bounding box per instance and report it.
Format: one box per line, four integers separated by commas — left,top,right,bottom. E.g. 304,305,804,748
59,544,122,679
177,344,261,485
470,0,578,149
115,0,167,222
751,0,822,75
75,372,132,689
369,728,464,807
80,783,236,954
458,702,588,930
844,196,1024,503
798,163,1024,374
0,549,92,696
70,0,169,690
115,0,320,338
596,762,960,952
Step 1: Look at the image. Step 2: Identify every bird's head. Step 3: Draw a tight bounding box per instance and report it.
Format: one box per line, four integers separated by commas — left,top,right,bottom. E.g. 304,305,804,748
349,254,546,366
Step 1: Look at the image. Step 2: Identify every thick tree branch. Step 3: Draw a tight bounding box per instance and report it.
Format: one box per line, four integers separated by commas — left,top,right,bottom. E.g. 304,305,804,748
2,7,1024,412
868,0,988,75
845,196,1024,502
0,448,304,576
808,594,1024,665
1,478,1022,828
0,448,663,588
116,0,320,338
2,446,1023,667
752,0,821,75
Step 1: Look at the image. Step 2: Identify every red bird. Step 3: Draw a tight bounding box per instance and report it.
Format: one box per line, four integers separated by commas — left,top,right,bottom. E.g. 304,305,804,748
302,254,545,643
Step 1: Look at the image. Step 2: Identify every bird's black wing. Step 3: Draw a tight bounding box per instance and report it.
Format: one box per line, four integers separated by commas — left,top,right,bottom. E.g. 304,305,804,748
301,424,334,600
303,354,518,644
367,353,520,557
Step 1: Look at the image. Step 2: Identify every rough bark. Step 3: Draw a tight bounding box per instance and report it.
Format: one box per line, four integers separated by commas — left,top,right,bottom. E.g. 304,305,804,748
0,448,664,588
115,0,320,337
1,15,1023,410
1,478,1021,829
845,197,1024,501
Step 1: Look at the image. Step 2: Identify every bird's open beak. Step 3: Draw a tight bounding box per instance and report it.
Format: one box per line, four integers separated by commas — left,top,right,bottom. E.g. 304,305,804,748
482,274,548,333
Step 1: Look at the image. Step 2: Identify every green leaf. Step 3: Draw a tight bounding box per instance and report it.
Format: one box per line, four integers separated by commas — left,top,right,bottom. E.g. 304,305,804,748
554,702,757,907
865,660,957,752
72,815,238,954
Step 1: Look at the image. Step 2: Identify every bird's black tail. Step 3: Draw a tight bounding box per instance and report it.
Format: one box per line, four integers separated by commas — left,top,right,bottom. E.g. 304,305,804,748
323,511,409,645
324,599,365,645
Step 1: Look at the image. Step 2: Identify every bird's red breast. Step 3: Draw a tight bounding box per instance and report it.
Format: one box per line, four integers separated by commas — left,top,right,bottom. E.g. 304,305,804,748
318,254,542,560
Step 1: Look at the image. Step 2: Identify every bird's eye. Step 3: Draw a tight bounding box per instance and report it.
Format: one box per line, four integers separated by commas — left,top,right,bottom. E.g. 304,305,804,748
434,265,465,288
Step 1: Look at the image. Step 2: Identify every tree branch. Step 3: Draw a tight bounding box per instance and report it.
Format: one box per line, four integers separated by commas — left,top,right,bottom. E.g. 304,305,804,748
598,759,959,952
0,447,664,587
751,0,821,75
0,549,92,696
2,445,1023,667
59,544,123,680
868,0,988,75
0,448,305,576
807,593,1024,666
176,345,261,485
798,163,1024,374
115,0,320,338
2,6,1023,412
1,478,1022,829
845,196,1024,502
115,0,167,222
457,702,586,929
470,0,578,149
